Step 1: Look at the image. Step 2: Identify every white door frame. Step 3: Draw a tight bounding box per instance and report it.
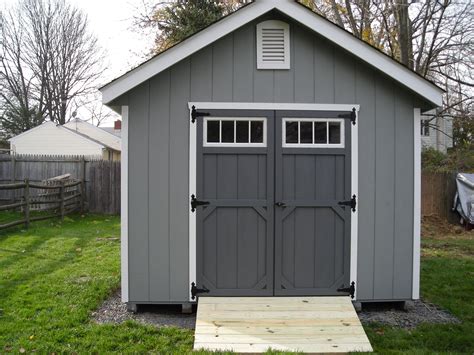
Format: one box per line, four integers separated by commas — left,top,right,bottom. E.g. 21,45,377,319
188,102,359,301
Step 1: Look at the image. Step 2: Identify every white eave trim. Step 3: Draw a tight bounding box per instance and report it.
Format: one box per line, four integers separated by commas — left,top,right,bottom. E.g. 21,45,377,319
100,0,443,107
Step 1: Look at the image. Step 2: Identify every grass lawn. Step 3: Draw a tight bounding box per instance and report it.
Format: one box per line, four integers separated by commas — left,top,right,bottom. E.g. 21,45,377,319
0,213,473,353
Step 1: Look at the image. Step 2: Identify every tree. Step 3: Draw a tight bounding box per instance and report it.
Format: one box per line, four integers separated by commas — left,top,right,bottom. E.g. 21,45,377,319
309,0,473,148
0,0,104,137
134,0,248,53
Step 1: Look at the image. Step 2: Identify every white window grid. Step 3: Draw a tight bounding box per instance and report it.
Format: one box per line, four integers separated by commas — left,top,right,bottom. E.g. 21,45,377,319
203,117,267,147
282,118,345,148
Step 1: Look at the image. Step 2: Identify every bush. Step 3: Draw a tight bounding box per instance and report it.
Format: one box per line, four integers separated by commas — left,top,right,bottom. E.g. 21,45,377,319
422,147,474,173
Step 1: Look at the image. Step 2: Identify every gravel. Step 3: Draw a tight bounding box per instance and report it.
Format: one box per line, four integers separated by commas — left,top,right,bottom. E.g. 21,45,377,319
91,290,196,329
92,290,459,331
358,299,460,329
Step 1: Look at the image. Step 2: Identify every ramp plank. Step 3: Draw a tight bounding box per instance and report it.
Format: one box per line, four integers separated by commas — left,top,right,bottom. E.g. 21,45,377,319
194,296,373,353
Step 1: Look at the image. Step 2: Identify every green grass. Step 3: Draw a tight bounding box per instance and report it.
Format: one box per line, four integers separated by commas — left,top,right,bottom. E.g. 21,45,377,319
0,214,192,353
364,230,474,354
0,214,472,353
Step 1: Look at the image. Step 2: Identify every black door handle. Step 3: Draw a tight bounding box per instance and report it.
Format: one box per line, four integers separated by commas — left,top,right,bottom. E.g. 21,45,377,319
275,202,286,207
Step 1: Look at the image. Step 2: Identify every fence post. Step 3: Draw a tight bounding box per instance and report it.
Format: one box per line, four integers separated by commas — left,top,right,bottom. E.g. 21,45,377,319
59,181,65,221
80,180,85,214
24,179,30,229
10,154,16,204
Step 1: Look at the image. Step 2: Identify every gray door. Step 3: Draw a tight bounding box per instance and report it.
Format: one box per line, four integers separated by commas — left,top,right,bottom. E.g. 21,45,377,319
274,111,352,296
195,109,352,297
196,110,275,296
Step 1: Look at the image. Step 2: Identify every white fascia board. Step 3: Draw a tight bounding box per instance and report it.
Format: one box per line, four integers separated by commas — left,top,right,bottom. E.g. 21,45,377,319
101,0,443,107
101,1,271,104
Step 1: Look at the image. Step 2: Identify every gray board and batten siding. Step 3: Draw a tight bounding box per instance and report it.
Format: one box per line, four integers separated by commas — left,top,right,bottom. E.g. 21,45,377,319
112,13,431,304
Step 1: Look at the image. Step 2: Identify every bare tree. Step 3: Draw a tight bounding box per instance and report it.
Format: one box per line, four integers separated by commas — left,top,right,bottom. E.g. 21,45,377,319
310,0,473,146
0,0,104,137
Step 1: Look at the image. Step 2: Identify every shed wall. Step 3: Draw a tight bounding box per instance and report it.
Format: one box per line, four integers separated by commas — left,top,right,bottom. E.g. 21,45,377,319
124,15,417,303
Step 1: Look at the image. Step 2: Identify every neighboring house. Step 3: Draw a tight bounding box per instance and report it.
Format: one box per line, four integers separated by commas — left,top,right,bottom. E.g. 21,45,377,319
9,120,121,160
421,109,453,153
100,0,443,311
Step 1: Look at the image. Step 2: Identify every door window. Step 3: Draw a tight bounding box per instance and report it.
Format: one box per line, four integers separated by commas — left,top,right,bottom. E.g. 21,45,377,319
204,117,267,147
282,118,345,148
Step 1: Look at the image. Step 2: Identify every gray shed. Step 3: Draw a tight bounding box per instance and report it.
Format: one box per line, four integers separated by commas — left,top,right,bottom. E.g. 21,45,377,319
100,0,443,311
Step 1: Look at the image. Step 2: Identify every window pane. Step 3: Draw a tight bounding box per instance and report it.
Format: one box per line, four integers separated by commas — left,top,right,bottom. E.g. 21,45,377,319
236,121,249,143
221,121,234,143
314,122,327,143
300,122,313,143
329,122,341,144
285,121,298,143
207,120,220,143
251,121,264,143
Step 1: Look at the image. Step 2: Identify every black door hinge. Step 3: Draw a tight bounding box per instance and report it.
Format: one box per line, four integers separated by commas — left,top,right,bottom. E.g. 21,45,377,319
191,282,209,300
338,107,357,125
191,194,210,212
191,105,210,123
338,194,357,212
337,281,356,299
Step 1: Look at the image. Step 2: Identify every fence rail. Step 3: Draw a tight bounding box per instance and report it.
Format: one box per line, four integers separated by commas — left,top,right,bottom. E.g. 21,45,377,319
0,179,84,231
0,155,120,214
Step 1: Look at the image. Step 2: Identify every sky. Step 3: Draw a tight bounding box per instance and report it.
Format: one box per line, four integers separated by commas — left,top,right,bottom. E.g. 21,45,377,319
2,0,155,125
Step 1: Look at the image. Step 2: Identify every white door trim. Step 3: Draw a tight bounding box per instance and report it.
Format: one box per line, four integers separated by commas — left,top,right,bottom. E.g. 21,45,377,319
121,105,129,303
412,108,421,299
188,102,360,301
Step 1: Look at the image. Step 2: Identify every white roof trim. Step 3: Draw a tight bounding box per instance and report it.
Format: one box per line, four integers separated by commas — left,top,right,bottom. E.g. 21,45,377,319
100,0,443,107
8,121,56,142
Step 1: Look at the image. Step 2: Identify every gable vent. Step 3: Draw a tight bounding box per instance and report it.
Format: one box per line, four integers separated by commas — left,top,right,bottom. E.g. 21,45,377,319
257,20,290,70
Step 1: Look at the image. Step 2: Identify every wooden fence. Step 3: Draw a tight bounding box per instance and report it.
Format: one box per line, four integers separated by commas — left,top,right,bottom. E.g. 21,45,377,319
421,172,458,223
0,179,84,231
0,155,120,214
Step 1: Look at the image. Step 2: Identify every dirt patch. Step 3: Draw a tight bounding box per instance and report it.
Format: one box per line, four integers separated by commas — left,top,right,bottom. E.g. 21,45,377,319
91,290,196,329
421,215,471,239
359,300,460,329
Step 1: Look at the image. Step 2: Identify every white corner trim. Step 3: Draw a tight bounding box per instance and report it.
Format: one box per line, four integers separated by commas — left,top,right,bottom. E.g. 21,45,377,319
121,105,129,303
188,102,359,301
412,108,421,300
101,0,443,106
189,108,197,301
257,20,291,70
350,111,359,300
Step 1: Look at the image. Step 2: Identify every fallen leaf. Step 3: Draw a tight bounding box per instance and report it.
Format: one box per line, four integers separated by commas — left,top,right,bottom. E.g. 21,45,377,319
29,335,34,340
76,248,81,252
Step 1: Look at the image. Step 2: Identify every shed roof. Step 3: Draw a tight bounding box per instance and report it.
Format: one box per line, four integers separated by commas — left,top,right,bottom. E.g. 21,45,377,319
100,0,443,107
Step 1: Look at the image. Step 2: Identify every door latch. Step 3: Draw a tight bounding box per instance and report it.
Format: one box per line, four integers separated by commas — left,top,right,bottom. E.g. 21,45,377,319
191,282,210,300
190,194,210,212
275,202,286,207
337,281,356,299
338,194,357,212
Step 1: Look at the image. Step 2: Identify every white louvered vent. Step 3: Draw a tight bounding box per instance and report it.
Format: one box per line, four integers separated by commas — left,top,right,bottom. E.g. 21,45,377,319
257,20,290,70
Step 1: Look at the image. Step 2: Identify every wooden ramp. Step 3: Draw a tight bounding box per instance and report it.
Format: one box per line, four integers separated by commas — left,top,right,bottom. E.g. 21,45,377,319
194,297,373,353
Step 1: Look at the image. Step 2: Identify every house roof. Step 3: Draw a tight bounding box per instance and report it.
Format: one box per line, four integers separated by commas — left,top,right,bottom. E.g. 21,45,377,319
64,119,121,151
9,120,121,152
100,0,443,107
8,121,106,150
